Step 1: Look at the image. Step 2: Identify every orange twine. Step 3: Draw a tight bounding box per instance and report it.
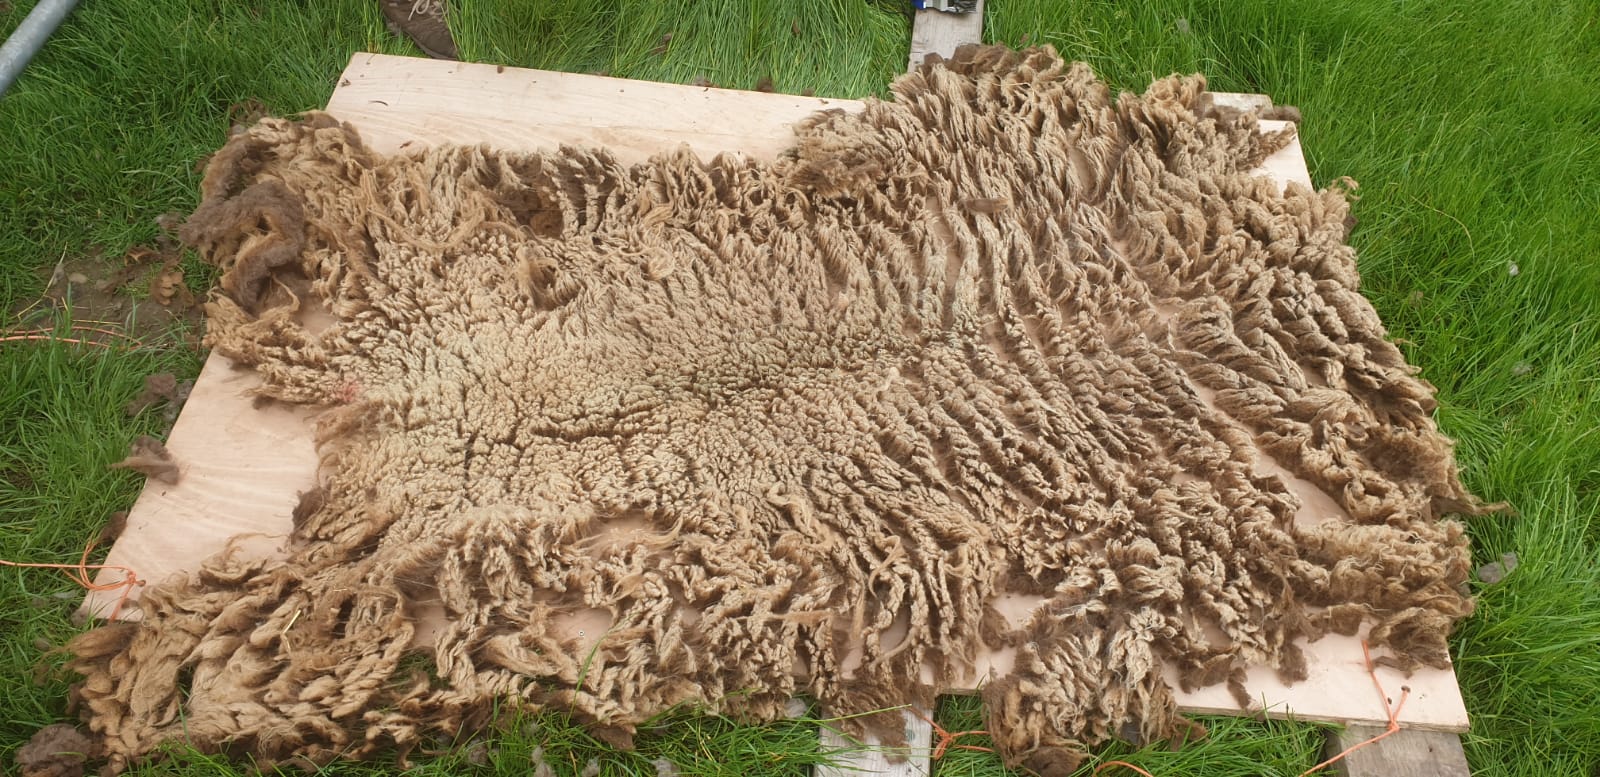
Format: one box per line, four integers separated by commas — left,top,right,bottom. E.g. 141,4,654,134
0,325,147,350
1296,640,1409,776
912,708,994,760
1092,639,1408,777
1095,761,1157,777
0,538,144,620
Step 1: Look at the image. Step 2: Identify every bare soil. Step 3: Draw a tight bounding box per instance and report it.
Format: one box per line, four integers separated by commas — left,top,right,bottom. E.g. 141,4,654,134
13,235,206,348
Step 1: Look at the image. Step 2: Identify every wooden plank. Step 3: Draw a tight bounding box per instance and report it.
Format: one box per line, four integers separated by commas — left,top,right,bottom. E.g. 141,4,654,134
1209,91,1275,112
907,1,985,70
1155,630,1466,732
86,53,1467,739
1325,725,1471,777
326,53,860,162
81,354,308,618
817,710,933,777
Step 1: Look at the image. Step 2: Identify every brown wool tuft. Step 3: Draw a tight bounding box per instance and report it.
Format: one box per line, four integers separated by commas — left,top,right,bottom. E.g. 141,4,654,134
67,46,1485,773
16,724,96,777
108,436,179,485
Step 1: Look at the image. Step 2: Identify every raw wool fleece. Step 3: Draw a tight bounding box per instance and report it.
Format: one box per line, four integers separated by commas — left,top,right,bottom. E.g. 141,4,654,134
68,46,1483,774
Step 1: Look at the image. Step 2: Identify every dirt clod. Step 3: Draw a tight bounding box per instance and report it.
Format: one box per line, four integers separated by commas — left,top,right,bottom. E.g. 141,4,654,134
149,262,193,309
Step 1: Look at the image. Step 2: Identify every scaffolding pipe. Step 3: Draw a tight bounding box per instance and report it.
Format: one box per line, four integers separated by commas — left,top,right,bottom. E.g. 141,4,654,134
0,0,82,98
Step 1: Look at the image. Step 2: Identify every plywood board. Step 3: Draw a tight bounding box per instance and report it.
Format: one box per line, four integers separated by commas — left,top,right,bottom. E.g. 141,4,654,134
85,353,308,608
818,710,933,777
325,54,859,163
86,52,1467,735
908,1,986,70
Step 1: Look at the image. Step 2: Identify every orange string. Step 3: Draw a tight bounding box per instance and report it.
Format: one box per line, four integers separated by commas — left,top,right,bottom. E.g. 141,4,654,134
1086,639,1407,777
1297,640,1409,776
0,335,118,348
1094,760,1157,777
37,325,145,345
0,324,147,349
912,709,994,760
0,538,143,620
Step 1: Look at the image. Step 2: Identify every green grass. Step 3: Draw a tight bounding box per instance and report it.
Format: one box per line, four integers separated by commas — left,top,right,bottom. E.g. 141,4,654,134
0,334,201,732
449,0,910,96
3,0,1598,775
115,703,841,777
933,696,1324,777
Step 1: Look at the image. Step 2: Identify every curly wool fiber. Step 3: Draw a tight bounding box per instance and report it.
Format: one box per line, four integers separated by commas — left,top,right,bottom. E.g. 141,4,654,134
67,46,1481,774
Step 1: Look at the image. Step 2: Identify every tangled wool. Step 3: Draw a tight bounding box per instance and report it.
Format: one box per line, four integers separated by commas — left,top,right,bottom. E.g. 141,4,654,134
67,46,1482,774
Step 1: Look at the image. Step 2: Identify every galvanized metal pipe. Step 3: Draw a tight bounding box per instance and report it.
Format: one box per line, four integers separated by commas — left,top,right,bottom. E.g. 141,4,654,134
0,0,83,98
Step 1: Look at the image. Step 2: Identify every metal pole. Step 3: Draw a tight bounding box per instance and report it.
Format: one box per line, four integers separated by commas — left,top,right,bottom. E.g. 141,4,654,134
0,0,83,98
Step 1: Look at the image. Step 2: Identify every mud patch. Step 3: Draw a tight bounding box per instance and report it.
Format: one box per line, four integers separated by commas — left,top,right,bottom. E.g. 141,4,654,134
14,238,205,346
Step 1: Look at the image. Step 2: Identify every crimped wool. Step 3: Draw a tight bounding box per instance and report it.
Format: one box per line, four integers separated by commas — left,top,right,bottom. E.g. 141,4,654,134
66,46,1483,774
